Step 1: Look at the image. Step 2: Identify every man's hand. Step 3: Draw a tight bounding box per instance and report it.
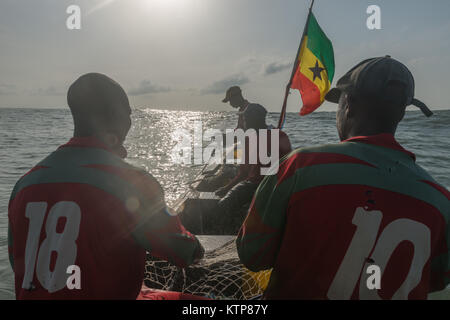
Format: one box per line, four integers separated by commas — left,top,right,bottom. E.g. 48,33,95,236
215,186,229,198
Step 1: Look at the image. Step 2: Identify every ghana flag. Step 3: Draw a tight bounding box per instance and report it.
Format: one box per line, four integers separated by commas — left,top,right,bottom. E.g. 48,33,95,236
291,12,335,116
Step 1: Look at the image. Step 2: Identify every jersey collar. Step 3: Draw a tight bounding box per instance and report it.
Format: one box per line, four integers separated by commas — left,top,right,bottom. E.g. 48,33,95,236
59,137,127,158
343,133,416,161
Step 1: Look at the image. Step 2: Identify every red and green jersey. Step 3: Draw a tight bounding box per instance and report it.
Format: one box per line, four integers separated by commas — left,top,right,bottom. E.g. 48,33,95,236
237,134,450,299
8,137,202,300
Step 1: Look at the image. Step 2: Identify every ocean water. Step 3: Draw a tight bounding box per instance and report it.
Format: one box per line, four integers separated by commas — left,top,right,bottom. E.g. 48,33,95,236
0,107,449,300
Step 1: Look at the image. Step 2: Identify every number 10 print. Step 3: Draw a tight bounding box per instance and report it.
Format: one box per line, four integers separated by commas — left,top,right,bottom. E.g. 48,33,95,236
327,207,431,300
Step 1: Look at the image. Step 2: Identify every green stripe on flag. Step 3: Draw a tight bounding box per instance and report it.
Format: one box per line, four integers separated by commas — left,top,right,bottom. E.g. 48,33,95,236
306,13,335,82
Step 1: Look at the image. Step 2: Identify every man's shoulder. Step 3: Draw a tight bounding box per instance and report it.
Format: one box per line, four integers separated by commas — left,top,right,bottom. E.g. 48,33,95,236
413,164,450,205
273,142,352,180
284,142,450,211
287,142,354,160
286,139,415,165
10,146,161,202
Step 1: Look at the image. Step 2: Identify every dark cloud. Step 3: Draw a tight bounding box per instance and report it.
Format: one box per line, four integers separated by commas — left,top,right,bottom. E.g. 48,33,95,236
201,74,249,95
264,62,291,76
128,80,171,96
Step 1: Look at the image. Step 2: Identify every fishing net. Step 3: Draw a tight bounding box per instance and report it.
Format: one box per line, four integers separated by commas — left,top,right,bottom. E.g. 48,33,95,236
144,238,272,300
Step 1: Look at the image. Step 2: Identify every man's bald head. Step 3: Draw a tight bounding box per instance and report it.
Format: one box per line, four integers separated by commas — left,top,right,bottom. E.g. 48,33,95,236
67,73,131,139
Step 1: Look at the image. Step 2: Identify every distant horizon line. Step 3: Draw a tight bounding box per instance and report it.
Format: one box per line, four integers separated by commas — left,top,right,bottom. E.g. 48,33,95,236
1,106,450,113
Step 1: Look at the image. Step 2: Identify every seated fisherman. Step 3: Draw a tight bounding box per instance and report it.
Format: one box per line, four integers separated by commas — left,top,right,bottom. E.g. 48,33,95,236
214,104,292,217
8,73,204,300
200,86,274,191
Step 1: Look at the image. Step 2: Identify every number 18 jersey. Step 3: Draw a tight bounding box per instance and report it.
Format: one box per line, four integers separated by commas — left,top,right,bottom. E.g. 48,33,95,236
8,137,201,299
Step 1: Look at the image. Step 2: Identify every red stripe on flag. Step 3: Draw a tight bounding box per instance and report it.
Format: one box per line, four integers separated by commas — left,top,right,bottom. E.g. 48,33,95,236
291,70,321,116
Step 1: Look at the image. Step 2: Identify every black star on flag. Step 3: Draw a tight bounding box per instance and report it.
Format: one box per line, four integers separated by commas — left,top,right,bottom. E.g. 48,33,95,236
309,60,326,81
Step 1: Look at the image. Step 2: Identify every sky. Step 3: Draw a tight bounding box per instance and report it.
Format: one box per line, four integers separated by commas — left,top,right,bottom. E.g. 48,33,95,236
0,0,450,112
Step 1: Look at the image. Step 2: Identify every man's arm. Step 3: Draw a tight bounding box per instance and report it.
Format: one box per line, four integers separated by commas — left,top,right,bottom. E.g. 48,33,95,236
429,226,450,292
429,200,450,293
124,170,204,267
216,136,253,196
427,183,450,293
133,208,204,267
429,254,450,293
236,155,296,272
216,163,250,196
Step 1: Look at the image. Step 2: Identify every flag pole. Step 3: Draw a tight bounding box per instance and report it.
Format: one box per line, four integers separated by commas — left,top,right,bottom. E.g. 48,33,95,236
277,0,316,129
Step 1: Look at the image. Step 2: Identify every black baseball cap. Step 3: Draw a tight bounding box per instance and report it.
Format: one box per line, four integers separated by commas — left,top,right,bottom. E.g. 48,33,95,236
222,86,242,103
325,56,433,117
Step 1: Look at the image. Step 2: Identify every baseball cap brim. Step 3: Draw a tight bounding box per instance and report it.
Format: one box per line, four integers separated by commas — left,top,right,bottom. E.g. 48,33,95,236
222,97,230,103
411,98,433,117
325,89,433,117
324,88,342,104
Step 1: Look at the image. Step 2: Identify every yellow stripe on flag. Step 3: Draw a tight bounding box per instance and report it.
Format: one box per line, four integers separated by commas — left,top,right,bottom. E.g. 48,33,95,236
297,36,331,102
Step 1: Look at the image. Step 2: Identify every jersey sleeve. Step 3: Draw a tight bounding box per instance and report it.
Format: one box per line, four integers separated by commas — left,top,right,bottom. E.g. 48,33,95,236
429,223,450,292
124,170,203,268
236,154,297,272
429,188,450,292
430,245,450,292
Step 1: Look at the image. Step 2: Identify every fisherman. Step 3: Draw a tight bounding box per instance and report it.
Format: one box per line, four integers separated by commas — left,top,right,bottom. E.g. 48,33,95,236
8,73,205,300
222,86,253,130
214,104,292,222
196,86,255,190
237,56,450,299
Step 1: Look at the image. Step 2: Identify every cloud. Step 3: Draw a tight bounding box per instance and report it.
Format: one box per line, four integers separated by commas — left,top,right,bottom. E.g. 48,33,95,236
201,74,249,95
263,61,291,76
0,84,17,95
128,80,171,96
33,86,65,96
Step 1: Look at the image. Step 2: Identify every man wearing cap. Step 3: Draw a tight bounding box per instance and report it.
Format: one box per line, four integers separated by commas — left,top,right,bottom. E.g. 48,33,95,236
222,86,254,130
214,104,292,228
237,56,449,299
